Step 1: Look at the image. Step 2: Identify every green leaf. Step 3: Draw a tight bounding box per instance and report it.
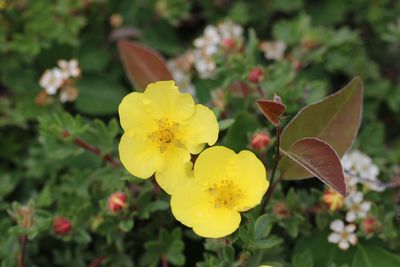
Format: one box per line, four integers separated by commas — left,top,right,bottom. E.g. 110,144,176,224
119,219,134,232
280,138,346,196
352,244,400,267
218,118,235,131
75,74,126,115
279,77,363,180
292,249,313,267
254,214,273,239
250,236,283,249
117,40,173,91
224,111,259,152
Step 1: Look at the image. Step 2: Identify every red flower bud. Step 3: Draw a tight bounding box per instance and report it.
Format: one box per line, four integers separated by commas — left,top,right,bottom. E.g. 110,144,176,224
362,216,380,235
248,67,264,84
222,38,235,50
53,216,72,235
251,131,270,151
273,202,290,219
107,192,127,213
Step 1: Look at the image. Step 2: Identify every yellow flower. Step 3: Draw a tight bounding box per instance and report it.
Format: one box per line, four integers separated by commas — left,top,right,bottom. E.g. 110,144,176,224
171,146,269,238
118,81,218,194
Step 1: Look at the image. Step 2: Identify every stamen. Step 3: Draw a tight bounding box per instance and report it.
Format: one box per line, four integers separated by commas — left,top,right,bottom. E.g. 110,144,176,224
149,119,179,152
208,179,242,209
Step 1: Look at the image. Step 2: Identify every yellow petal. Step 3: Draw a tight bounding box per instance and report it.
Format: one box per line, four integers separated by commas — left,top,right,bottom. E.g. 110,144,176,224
118,92,157,132
228,150,269,211
143,81,195,122
192,207,241,238
171,178,241,238
155,146,192,195
179,104,219,154
118,131,163,178
193,146,236,186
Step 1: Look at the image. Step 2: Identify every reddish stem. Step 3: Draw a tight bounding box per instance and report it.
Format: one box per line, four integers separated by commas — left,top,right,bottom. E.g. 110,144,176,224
62,130,120,168
17,236,28,267
88,256,107,267
161,255,168,267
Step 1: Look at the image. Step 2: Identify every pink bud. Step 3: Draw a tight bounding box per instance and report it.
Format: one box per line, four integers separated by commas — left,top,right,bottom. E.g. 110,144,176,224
222,38,235,50
107,192,127,213
251,131,270,151
362,216,380,235
53,216,72,235
248,67,264,84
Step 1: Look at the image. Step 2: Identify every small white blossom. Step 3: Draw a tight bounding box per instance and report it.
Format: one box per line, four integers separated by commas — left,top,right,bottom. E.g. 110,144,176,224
193,20,243,78
167,53,196,97
39,68,64,95
345,192,371,222
260,41,287,61
57,59,81,79
342,150,384,192
328,219,357,250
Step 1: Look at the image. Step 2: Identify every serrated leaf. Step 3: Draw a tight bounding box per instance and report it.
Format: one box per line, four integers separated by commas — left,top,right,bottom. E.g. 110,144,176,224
280,138,346,196
279,77,363,180
117,40,173,91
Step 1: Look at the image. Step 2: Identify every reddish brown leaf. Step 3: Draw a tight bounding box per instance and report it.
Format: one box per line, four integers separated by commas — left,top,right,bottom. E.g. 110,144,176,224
117,40,173,91
256,98,286,126
280,137,346,196
279,77,363,180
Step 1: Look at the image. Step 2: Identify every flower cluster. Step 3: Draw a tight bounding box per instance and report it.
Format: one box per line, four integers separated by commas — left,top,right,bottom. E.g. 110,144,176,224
342,150,384,192
193,20,243,78
167,51,196,96
325,150,382,250
38,59,81,104
118,81,269,238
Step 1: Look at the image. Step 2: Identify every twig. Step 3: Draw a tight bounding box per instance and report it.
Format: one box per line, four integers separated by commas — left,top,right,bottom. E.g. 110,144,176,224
161,255,168,267
260,125,282,210
17,236,28,267
62,130,121,168
88,256,107,267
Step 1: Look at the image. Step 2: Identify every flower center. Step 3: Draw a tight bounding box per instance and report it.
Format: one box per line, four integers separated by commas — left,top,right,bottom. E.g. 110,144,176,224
208,179,242,209
149,119,179,152
340,231,350,240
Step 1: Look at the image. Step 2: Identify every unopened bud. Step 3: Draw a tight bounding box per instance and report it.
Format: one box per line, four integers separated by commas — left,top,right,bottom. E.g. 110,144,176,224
110,13,123,28
362,216,380,235
222,38,236,50
273,202,290,219
251,131,270,151
53,216,72,235
107,192,127,213
248,67,264,84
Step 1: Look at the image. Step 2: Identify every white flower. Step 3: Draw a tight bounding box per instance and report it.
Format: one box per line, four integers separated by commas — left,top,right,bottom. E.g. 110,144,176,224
345,192,371,222
193,50,216,79
57,59,81,79
193,20,243,78
342,150,384,192
328,219,357,250
39,68,64,95
217,20,243,40
167,54,196,97
260,41,287,60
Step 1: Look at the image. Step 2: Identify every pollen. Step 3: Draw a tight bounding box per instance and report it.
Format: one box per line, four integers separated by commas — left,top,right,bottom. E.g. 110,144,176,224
149,119,179,152
208,179,242,209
